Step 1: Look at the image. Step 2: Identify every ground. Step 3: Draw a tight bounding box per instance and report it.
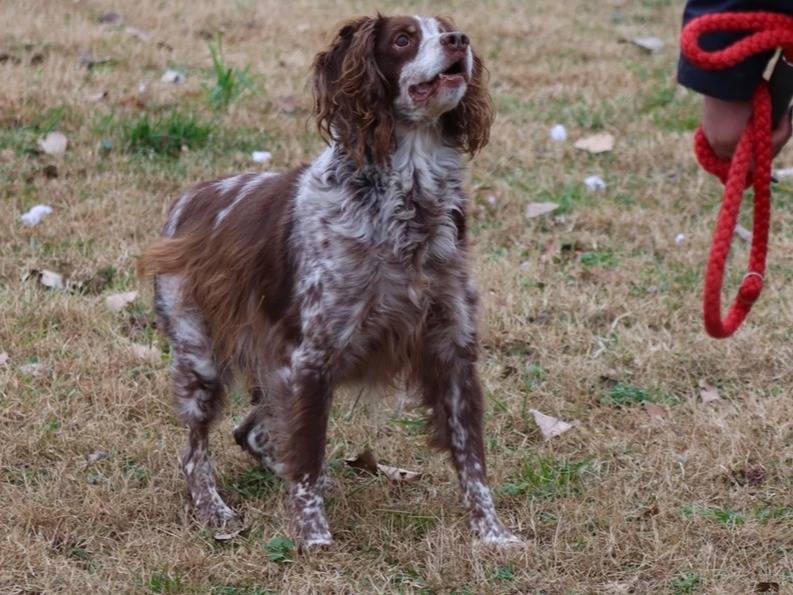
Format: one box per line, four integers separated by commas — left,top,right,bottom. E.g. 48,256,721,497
1,0,793,593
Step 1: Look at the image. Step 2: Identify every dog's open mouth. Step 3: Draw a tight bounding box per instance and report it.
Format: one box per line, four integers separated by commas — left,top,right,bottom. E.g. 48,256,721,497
408,60,467,102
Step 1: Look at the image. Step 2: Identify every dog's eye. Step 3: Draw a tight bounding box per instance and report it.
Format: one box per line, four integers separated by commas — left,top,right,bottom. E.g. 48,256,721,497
394,34,410,48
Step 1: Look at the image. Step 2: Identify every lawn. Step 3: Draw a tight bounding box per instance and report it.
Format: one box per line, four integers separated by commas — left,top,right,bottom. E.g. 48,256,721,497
2,0,793,593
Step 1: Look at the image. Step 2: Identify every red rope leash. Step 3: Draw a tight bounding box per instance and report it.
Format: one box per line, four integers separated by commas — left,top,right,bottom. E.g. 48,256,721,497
680,12,793,338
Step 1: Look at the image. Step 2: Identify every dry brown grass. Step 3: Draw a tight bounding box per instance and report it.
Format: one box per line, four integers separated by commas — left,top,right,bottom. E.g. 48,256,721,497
2,0,793,592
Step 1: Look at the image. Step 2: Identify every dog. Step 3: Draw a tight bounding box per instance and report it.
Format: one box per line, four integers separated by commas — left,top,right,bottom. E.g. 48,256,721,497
139,14,519,546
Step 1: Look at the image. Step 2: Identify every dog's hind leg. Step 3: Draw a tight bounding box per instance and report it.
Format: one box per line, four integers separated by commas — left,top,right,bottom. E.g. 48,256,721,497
233,385,285,478
156,275,237,528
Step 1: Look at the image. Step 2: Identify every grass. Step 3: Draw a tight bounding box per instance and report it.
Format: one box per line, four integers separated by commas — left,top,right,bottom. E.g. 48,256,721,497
122,112,213,158
206,36,254,110
2,0,793,593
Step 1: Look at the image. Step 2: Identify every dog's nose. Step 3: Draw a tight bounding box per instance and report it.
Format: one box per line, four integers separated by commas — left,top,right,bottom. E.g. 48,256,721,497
440,32,469,54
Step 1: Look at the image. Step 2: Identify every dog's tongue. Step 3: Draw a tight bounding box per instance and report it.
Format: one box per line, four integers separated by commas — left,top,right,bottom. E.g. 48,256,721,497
411,80,436,98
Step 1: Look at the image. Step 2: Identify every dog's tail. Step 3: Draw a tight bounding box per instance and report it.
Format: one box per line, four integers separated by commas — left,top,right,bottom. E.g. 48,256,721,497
137,234,197,279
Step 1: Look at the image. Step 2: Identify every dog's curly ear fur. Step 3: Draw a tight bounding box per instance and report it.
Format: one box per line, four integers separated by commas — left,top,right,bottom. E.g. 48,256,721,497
313,17,394,167
442,53,495,156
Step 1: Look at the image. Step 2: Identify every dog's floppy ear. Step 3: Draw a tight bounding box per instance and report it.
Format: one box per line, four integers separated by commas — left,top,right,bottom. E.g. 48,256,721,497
312,16,394,167
442,52,495,156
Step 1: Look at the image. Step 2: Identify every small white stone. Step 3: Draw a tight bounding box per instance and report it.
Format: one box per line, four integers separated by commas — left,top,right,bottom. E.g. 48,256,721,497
550,123,567,142
584,175,606,190
20,204,53,226
251,150,272,164
161,69,185,84
674,233,686,245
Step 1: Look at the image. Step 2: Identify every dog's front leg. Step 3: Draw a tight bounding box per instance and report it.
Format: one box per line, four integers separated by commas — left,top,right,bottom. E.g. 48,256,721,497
280,344,333,547
421,298,521,545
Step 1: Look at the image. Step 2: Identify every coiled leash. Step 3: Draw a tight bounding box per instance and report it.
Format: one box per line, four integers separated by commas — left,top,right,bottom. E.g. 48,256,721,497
680,12,793,338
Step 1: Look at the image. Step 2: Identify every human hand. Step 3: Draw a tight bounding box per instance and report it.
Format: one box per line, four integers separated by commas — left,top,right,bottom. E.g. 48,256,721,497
702,95,792,161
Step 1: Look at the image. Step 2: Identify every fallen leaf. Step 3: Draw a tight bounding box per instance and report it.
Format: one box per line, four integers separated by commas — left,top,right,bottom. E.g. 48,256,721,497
125,26,152,42
43,164,58,179
629,36,664,53
98,11,123,25
37,132,68,156
643,403,666,418
86,448,110,463
377,463,421,483
345,449,378,475
79,51,111,69
525,202,559,219
698,379,721,403
38,269,64,290
731,464,766,487
735,225,752,242
20,204,53,226
213,518,245,541
130,343,160,363
86,90,108,102
529,408,574,439
0,352,8,365
105,291,138,312
574,133,615,154
19,362,47,376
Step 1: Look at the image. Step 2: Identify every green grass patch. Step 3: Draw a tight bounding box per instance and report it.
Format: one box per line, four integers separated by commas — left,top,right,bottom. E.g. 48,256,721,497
227,467,279,500
670,572,702,594
207,36,254,110
580,250,618,268
602,382,653,406
502,456,593,499
264,536,294,563
681,504,745,527
123,111,213,157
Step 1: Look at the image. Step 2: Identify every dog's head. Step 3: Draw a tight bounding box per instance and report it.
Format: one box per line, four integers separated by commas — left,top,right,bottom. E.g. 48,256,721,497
312,15,494,166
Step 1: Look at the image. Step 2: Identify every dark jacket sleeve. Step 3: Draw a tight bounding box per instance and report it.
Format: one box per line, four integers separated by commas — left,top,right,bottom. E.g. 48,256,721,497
677,0,793,101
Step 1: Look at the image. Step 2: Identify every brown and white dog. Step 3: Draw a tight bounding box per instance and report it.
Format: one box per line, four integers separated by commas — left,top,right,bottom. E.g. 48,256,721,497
139,14,519,546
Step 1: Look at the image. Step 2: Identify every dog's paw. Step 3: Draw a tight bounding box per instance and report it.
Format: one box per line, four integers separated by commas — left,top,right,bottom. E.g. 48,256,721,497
477,530,524,547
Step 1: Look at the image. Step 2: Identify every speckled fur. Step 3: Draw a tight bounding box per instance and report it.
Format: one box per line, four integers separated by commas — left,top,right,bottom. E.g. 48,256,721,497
140,14,517,547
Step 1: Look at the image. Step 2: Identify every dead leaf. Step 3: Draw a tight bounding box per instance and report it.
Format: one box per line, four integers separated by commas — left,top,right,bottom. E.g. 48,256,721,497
37,132,68,156
731,464,766,487
43,164,58,179
345,449,379,475
0,352,8,365
98,11,123,25
735,225,752,242
377,463,421,483
629,36,664,53
105,291,138,312
130,343,160,363
86,448,110,463
19,362,47,376
125,26,152,42
86,90,108,102
644,403,666,418
213,518,245,541
525,202,559,219
698,379,721,403
529,409,574,439
574,133,615,154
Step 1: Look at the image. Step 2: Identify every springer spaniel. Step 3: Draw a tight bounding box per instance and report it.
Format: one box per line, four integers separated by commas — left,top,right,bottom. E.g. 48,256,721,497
140,14,519,546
